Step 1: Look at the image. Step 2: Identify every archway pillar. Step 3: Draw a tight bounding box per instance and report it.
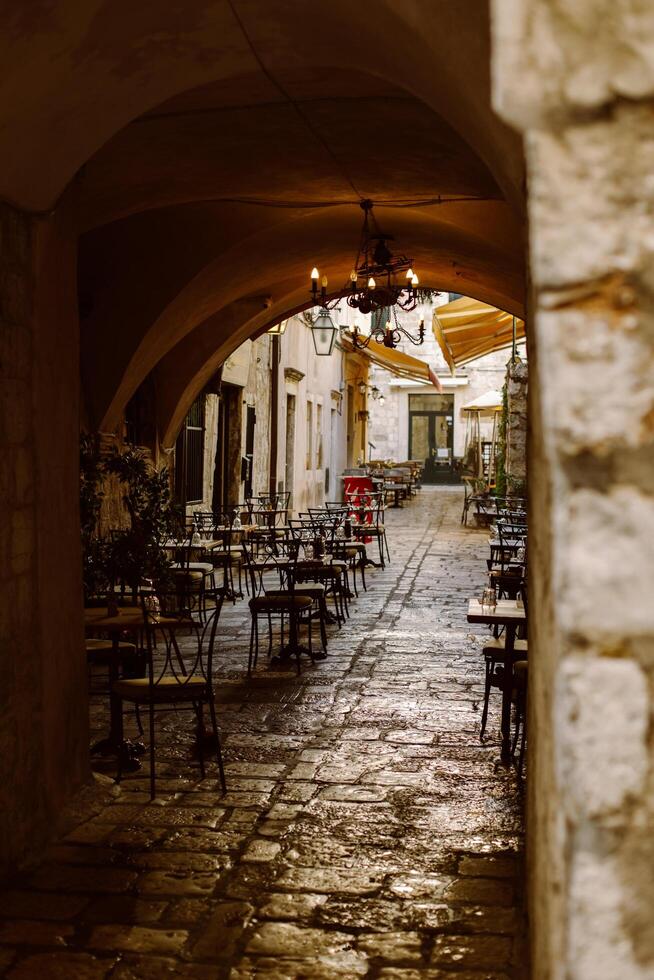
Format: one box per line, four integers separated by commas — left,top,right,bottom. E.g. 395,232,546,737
0,198,88,874
491,4,654,978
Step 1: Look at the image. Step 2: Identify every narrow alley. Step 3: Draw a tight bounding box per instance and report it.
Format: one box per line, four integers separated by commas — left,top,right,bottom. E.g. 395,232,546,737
0,489,525,979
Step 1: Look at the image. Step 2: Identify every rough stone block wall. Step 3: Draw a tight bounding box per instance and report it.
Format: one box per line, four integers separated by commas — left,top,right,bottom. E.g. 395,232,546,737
492,3,654,978
0,204,42,872
506,359,527,485
0,200,88,875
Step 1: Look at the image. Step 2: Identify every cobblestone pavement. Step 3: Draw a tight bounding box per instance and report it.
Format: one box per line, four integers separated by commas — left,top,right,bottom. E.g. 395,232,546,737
0,488,526,979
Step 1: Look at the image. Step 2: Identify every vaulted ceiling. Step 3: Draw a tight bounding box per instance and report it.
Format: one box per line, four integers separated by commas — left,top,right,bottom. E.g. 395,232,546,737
0,0,525,441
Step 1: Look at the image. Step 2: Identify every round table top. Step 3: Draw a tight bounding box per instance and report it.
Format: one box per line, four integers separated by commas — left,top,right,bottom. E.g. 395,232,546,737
83,606,144,632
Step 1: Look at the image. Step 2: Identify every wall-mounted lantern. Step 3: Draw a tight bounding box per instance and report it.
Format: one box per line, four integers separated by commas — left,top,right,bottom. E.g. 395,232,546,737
310,308,338,356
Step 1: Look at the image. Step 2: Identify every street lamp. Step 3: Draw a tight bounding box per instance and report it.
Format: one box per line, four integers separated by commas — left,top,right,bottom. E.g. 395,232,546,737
310,308,338,356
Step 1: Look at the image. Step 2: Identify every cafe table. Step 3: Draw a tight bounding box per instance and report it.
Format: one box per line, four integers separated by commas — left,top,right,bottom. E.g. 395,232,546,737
467,598,527,764
84,605,145,769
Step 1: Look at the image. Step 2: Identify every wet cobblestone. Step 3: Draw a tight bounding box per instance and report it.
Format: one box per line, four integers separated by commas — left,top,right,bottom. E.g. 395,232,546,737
0,489,526,978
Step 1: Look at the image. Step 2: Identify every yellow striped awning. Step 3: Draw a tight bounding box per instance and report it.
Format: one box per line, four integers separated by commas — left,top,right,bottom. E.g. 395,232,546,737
433,297,525,374
341,335,442,390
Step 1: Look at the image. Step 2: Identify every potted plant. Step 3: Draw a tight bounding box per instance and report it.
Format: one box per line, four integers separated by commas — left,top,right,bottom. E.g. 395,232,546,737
80,434,112,599
80,439,181,599
103,448,180,595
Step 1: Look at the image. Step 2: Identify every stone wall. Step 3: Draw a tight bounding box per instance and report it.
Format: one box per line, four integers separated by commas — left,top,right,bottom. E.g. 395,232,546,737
492,4,654,978
505,358,528,488
0,200,88,874
273,316,353,513
246,334,272,499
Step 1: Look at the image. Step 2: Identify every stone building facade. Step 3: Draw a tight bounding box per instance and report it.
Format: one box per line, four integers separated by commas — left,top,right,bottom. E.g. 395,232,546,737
367,298,527,478
179,314,369,518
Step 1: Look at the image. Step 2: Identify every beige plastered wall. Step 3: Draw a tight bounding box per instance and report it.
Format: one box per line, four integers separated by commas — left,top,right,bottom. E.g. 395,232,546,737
190,318,360,517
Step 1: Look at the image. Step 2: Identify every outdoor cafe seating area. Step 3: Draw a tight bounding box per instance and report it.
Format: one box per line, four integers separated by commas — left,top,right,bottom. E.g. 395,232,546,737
84,466,423,797
466,498,529,771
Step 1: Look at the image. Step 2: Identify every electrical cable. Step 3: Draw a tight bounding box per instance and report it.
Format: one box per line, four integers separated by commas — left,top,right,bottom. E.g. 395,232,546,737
226,0,365,202
173,195,494,210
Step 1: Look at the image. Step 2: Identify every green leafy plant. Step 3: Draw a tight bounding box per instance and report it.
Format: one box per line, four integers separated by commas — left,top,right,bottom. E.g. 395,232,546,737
80,435,112,597
103,448,180,594
80,439,181,598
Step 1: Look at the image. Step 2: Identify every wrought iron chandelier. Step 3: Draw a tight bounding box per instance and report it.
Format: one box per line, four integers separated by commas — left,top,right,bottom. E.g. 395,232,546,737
310,200,420,316
349,306,425,350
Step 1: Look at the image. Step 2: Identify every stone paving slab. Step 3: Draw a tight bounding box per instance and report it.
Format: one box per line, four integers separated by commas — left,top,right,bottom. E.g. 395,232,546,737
0,488,526,978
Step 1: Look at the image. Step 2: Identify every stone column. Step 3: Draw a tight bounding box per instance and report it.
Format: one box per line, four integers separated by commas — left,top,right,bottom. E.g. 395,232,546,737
505,358,528,491
491,4,654,979
0,200,88,875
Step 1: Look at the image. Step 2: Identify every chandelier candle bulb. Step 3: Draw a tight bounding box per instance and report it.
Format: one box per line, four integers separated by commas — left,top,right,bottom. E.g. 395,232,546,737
309,203,421,319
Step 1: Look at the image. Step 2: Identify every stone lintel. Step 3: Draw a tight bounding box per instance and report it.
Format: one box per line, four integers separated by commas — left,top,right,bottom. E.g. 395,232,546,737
284,368,305,384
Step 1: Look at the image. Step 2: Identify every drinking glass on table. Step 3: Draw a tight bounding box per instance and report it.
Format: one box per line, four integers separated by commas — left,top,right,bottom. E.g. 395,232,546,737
481,585,497,611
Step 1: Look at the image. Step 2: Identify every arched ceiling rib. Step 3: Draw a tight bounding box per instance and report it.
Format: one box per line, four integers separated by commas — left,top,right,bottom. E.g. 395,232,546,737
0,1,522,212
156,256,526,448
80,200,524,434
76,79,501,230
0,1,526,442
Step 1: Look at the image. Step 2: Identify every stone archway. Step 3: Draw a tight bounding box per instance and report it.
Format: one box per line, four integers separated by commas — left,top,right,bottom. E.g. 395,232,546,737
0,0,529,885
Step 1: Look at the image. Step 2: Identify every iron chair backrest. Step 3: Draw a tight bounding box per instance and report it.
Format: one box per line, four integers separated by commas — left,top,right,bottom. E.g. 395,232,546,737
324,501,349,513
247,492,290,520
241,539,298,599
497,521,527,549
140,587,224,689
345,490,384,524
193,512,223,539
289,514,337,538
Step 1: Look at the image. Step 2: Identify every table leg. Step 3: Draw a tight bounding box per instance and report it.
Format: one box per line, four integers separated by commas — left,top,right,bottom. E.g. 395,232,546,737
91,637,142,771
500,623,517,764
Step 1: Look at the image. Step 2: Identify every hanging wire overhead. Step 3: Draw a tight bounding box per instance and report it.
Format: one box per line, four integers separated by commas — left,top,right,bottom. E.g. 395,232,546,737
183,194,494,209
226,0,365,202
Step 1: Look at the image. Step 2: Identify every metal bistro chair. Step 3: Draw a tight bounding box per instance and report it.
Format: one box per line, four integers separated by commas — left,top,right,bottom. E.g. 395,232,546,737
347,490,390,568
192,511,235,598
324,502,368,593
212,509,249,600
247,492,290,530
310,506,366,596
114,587,227,799
241,540,319,675
290,517,350,626
511,581,529,774
479,572,528,741
168,528,216,621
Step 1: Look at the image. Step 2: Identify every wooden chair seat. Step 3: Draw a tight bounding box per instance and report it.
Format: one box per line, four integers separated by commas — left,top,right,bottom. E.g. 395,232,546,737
114,675,207,702
249,594,313,612
270,584,325,600
86,638,136,663
171,568,204,586
172,561,214,575
483,637,528,657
